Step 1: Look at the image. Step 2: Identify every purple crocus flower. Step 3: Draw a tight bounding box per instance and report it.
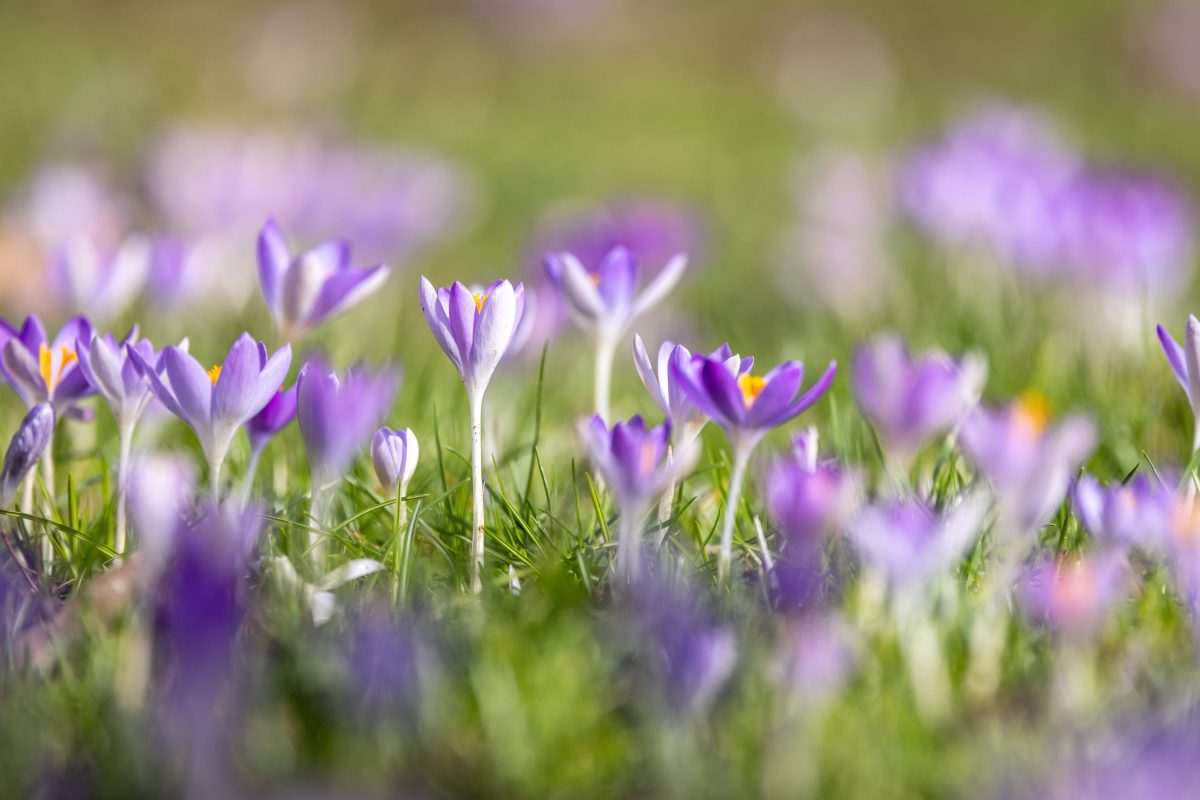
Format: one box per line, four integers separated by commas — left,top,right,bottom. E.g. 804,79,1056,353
296,358,398,490
1072,473,1175,551
419,276,524,593
764,430,859,610
670,349,837,583
1156,316,1200,452
960,394,1096,537
132,333,292,497
1047,721,1200,800
0,315,94,414
544,246,687,421
49,234,152,326
75,332,166,553
256,218,390,342
579,414,676,580
0,403,55,507
371,426,419,494
1017,551,1129,638
852,334,985,467
632,335,751,447
773,615,858,708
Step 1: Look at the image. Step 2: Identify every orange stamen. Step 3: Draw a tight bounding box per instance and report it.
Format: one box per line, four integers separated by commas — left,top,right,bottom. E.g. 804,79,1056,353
473,292,488,313
207,365,222,385
738,373,767,408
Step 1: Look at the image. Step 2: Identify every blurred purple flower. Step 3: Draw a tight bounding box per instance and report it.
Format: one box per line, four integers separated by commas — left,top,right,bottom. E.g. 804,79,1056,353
128,453,196,582
1072,473,1175,551
850,495,985,591
1047,721,1200,799
256,218,390,342
1156,315,1200,452
852,334,986,466
296,357,398,487
0,403,55,507
246,386,297,454
344,604,425,720
15,162,125,249
773,615,858,706
0,315,93,414
960,394,1096,535
1017,551,1129,637
633,336,751,446
133,333,292,495
579,414,675,579
49,234,151,325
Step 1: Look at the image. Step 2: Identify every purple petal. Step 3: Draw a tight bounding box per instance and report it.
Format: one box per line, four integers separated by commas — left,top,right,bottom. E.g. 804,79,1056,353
418,277,462,372
747,361,804,428
1,340,43,406
447,282,477,366
129,343,187,420
257,218,290,314
772,361,838,426
699,357,747,427
247,345,293,419
17,316,47,354
164,347,213,426
1158,324,1190,396
469,280,517,388
633,335,668,414
212,334,261,423
595,247,636,315
307,265,389,326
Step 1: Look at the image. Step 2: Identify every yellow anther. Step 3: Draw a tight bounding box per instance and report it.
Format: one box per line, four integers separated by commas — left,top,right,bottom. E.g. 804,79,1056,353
38,345,52,390
38,344,77,392
207,365,222,385
473,292,488,313
1014,390,1050,437
738,373,767,408
589,273,601,288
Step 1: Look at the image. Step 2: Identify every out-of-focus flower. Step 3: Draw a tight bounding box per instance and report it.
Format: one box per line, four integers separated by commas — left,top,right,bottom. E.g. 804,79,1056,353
49,235,151,326
1072,473,1175,551
579,414,676,579
0,315,93,414
246,386,297,455
133,333,291,496
296,358,398,489
774,149,895,320
128,453,195,582
1156,316,1200,452
960,393,1096,535
672,349,837,583
633,336,751,447
1047,721,1200,799
544,246,687,421
851,495,986,594
371,426,418,494
1017,551,1129,637
0,403,55,507
268,555,384,626
852,334,986,467
419,277,524,593
257,218,389,342
15,162,125,249
344,604,425,721
764,429,859,609
773,615,858,706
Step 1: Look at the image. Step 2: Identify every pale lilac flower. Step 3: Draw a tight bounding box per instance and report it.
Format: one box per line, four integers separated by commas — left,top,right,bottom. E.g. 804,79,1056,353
773,615,858,708
960,395,1096,535
49,235,152,325
1072,473,1175,551
256,218,389,342
0,403,55,507
850,495,985,593
852,334,986,467
579,414,675,579
1017,551,1129,637
632,336,751,447
371,426,419,493
0,315,93,414
544,246,687,421
419,276,524,593
1156,315,1200,452
670,348,837,583
133,333,292,497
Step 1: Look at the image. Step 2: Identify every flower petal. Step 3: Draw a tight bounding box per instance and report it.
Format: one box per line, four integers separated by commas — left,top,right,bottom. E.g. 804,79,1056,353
164,346,214,426
307,265,390,327
257,218,290,314
629,253,687,320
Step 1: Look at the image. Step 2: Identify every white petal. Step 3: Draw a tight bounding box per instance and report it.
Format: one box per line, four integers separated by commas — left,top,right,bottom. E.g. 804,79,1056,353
629,253,687,321
558,254,607,322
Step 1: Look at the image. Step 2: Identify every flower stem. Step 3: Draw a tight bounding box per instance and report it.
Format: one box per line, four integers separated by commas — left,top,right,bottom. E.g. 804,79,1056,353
718,438,756,585
237,442,265,510
114,423,134,555
40,450,55,568
469,391,486,594
616,505,643,583
594,333,617,423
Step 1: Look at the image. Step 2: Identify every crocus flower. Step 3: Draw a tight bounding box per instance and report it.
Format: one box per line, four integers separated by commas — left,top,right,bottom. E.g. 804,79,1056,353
670,349,837,583
296,358,398,494
579,414,676,580
764,429,859,610
75,332,165,553
418,276,524,593
852,334,985,468
1072,473,1175,551
0,403,55,507
238,385,297,503
1047,721,1200,800
371,426,419,527
773,615,858,709
49,235,152,325
133,333,292,498
1156,315,1200,452
269,555,385,626
1017,551,1129,638
256,218,390,342
544,246,687,421
0,315,94,414
960,393,1096,539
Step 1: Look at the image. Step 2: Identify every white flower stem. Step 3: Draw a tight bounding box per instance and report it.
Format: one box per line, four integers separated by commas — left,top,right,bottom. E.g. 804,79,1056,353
594,333,617,423
656,447,677,529
237,442,265,510
718,437,758,585
469,390,486,594
40,450,54,567
114,423,134,555
616,505,644,583
309,481,328,572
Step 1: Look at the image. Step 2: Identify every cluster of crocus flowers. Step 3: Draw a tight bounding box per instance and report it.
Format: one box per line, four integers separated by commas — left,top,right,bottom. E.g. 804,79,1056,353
256,218,390,343
670,349,837,583
134,333,292,499
579,415,678,580
419,277,524,592
544,246,686,421
852,334,985,470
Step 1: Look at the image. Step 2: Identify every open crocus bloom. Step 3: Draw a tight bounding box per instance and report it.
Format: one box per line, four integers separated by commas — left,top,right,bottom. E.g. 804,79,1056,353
544,246,686,338
633,336,751,446
1072,473,1176,551
257,218,390,342
75,332,161,428
0,315,94,414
